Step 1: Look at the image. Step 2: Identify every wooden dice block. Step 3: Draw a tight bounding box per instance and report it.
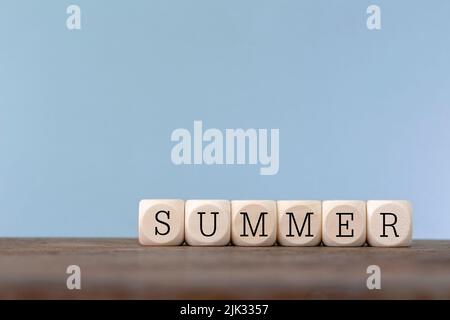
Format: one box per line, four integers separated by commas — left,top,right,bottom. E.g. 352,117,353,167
185,200,231,246
139,199,184,246
231,200,277,246
322,200,366,246
277,200,322,246
367,200,413,247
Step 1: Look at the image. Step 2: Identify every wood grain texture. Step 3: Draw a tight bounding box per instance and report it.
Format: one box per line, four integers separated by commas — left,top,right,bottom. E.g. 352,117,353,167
0,239,449,299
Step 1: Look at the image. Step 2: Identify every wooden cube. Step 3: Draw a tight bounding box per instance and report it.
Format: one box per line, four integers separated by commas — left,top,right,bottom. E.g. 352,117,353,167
277,200,322,246
185,200,231,246
231,200,277,246
367,200,412,247
322,200,366,246
139,199,184,246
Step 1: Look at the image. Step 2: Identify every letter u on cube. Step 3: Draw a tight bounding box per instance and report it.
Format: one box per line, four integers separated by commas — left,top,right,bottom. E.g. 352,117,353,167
138,199,412,247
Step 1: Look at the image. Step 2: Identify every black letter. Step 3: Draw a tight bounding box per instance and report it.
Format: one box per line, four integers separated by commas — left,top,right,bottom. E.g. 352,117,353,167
197,212,219,237
240,212,268,237
380,212,399,237
336,212,354,237
155,210,170,236
286,212,314,237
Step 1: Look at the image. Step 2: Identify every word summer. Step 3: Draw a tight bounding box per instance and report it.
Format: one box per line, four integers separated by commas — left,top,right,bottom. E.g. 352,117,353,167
170,121,279,175
138,199,412,247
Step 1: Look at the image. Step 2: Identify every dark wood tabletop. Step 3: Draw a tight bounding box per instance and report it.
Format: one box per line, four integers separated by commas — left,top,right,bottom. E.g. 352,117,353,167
0,239,448,299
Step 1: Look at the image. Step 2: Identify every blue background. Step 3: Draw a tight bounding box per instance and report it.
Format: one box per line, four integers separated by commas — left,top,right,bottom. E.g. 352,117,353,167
0,1,449,238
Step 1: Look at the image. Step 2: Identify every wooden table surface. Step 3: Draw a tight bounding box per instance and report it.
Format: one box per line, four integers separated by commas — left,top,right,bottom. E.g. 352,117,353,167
0,239,449,299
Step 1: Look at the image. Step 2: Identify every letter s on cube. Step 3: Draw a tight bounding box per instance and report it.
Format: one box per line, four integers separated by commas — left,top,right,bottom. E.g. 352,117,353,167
139,199,185,246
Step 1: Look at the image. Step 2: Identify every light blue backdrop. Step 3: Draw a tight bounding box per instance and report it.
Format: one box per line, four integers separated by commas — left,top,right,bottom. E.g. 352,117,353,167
0,1,449,238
